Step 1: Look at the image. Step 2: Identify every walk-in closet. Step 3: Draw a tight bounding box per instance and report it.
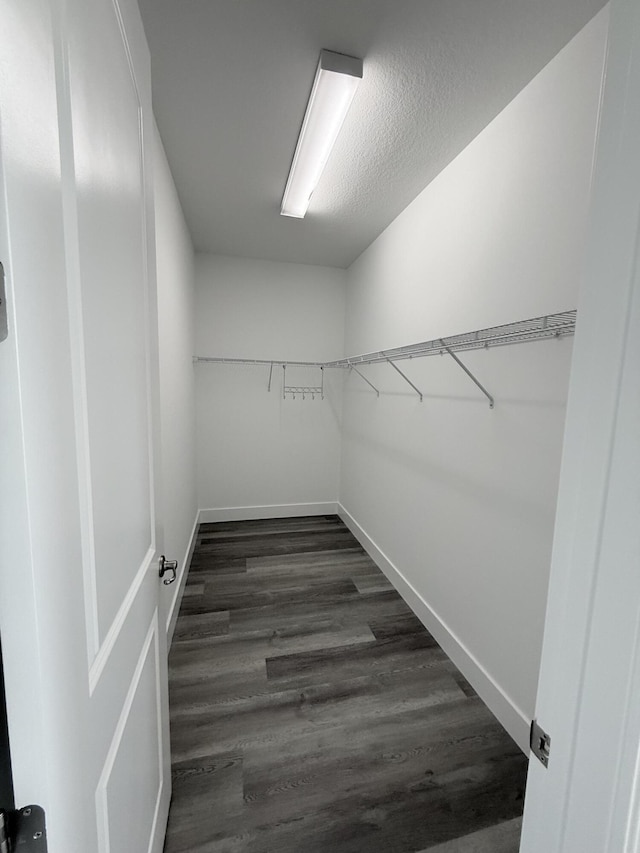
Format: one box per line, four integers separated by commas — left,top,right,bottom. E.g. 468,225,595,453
4,1,639,852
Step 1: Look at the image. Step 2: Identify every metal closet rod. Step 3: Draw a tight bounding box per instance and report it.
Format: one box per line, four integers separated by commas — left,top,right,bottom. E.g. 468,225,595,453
194,356,326,367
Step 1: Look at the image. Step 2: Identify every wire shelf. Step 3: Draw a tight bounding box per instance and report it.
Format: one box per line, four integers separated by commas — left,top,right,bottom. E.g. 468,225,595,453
194,311,576,370
323,311,577,367
193,311,576,406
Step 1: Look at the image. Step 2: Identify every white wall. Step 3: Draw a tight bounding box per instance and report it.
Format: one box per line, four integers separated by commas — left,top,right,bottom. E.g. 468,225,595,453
195,254,346,518
339,9,609,750
153,126,198,634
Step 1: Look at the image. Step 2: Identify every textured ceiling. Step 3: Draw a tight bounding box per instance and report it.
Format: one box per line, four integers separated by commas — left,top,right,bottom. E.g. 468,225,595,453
138,0,606,269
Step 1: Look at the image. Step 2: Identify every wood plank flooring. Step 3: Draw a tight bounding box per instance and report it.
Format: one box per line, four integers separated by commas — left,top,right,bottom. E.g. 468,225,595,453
164,515,527,853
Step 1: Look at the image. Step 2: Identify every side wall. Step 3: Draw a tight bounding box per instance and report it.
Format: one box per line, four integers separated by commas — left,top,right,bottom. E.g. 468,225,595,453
153,126,198,637
195,254,346,519
340,9,608,750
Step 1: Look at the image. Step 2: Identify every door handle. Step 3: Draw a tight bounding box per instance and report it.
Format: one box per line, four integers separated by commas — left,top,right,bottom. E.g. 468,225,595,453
158,555,178,585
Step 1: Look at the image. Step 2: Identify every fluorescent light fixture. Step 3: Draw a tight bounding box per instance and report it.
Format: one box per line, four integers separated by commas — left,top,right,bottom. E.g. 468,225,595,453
281,49,363,219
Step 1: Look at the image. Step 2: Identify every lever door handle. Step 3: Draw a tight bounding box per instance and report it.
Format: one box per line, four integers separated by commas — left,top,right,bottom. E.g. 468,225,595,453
158,555,178,585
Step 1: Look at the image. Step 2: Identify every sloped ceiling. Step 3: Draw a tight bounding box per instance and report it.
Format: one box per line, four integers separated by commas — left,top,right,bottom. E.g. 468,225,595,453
138,0,606,269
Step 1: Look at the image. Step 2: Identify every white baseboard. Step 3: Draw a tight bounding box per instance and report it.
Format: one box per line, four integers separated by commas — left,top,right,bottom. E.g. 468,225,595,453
166,512,200,646
198,502,339,524
338,503,531,753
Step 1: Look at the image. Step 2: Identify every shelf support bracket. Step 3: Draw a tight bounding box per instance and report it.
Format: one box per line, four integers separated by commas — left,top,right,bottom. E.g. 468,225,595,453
386,358,423,402
267,361,274,392
349,365,380,397
441,342,494,408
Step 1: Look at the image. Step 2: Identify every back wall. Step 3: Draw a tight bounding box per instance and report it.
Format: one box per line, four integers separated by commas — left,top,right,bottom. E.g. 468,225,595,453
195,254,346,519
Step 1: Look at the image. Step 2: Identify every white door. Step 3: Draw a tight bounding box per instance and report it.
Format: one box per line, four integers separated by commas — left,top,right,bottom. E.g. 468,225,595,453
0,1,171,852
520,0,640,849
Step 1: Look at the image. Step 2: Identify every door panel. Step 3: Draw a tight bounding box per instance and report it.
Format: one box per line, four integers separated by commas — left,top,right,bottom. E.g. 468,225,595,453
58,0,170,849
0,0,170,850
65,0,153,647
96,614,163,853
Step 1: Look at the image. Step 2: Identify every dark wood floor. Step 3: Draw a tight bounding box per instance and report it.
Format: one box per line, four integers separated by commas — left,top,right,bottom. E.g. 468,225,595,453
164,515,527,853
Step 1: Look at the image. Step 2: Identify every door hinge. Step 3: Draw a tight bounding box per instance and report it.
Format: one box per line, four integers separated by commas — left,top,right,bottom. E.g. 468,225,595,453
530,719,551,768
0,805,47,851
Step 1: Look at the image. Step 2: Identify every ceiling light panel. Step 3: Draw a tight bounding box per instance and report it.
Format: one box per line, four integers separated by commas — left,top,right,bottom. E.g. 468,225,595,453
281,49,363,219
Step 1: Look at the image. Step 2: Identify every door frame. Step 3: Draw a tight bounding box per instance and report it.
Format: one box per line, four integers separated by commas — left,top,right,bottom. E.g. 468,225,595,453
520,0,640,848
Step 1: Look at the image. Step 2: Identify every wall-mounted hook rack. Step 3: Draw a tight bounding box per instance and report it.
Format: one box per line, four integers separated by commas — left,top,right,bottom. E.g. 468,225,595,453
282,364,324,400
283,385,324,400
